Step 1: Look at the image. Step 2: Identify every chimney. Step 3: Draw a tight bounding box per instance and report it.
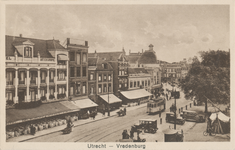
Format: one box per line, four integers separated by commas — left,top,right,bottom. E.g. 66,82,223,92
129,50,131,54
85,41,88,46
19,34,22,37
67,38,70,45
94,50,97,57
149,44,153,51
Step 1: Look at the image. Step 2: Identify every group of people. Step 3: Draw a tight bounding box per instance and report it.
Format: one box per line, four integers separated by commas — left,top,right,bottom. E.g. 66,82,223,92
122,126,142,141
87,110,97,120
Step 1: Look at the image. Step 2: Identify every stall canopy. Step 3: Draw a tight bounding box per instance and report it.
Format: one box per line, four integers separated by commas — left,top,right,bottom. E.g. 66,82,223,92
99,94,122,104
210,112,230,134
72,98,98,109
121,89,152,100
6,101,80,125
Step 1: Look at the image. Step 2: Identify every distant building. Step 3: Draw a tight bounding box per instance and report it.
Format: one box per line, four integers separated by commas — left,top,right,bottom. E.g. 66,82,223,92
127,44,162,97
88,49,128,97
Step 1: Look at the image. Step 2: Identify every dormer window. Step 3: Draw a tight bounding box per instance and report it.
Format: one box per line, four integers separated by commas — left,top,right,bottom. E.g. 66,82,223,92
24,46,32,57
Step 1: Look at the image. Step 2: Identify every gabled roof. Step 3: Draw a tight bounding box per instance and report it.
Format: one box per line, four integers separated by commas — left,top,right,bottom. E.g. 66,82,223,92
96,58,113,70
88,57,98,66
88,51,124,61
138,50,157,64
5,35,65,58
126,55,141,64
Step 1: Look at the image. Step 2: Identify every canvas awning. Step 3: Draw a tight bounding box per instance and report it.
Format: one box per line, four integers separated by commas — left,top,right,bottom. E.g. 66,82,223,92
6,101,80,125
58,55,69,61
210,112,230,122
99,94,122,104
72,98,98,109
120,89,152,100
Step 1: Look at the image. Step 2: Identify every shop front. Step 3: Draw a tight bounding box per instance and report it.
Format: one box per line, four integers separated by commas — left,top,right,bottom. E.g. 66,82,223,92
98,94,122,112
120,89,152,105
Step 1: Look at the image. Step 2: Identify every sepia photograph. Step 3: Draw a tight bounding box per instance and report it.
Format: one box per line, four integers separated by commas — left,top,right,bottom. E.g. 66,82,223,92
1,1,234,150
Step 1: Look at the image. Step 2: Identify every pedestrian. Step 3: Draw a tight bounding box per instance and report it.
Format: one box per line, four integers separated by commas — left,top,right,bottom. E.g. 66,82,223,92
166,93,168,101
31,124,36,135
122,130,126,139
87,110,91,119
124,107,126,115
102,109,105,117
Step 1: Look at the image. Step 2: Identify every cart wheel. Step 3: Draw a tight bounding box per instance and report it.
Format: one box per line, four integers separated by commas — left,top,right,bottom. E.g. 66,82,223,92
203,131,208,136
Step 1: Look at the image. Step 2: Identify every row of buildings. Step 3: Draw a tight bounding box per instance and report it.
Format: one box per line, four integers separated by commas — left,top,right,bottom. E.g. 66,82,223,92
5,34,190,126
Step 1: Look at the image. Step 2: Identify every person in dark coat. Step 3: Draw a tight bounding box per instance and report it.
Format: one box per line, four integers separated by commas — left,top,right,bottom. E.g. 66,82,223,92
30,124,36,135
166,93,168,101
124,107,127,115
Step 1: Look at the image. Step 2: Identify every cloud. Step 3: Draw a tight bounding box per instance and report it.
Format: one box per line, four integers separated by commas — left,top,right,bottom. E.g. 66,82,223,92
60,11,87,36
201,34,213,43
14,15,35,37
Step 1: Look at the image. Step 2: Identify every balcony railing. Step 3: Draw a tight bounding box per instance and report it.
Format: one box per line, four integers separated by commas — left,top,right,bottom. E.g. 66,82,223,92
19,80,25,85
6,81,13,85
30,80,36,84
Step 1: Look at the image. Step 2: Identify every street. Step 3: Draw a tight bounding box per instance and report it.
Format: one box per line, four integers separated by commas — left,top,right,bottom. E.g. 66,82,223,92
25,92,193,142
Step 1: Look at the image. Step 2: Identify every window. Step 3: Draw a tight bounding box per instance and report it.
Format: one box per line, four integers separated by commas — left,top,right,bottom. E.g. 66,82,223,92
76,82,80,95
122,71,124,75
58,71,65,80
103,63,108,69
50,71,54,82
134,81,136,87
24,47,32,57
6,92,13,101
82,67,86,77
6,71,13,85
83,53,87,63
142,81,144,86
108,74,111,81
90,86,94,95
104,84,107,93
145,80,147,86
50,88,54,95
40,89,45,97
130,81,133,88
76,67,80,77
41,71,46,83
137,81,140,87
82,82,86,94
30,71,37,84
30,90,36,101
108,84,111,92
90,74,93,80
119,71,122,75
58,87,65,94
19,71,25,82
70,67,75,77
104,74,107,81
148,80,150,86
70,52,75,61
98,74,102,81
98,84,102,93
76,53,81,64
119,84,122,88
70,86,74,96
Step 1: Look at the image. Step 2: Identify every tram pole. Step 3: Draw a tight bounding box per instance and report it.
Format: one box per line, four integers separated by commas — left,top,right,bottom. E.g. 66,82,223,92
174,93,176,130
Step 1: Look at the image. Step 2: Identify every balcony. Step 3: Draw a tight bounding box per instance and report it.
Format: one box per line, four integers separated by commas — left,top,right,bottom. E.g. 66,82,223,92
49,79,54,83
19,80,25,85
30,80,36,84
6,81,13,85
41,80,46,83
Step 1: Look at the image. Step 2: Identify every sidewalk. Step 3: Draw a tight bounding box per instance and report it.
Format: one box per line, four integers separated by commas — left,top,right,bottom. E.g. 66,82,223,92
7,103,146,142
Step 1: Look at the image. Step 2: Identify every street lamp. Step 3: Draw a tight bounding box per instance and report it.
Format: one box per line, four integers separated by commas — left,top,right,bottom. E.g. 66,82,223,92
108,72,110,116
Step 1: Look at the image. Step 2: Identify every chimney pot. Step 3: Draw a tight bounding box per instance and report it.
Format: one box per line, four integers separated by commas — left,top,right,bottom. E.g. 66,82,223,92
19,34,22,37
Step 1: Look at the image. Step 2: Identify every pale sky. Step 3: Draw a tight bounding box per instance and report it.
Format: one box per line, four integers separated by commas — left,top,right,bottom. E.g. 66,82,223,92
6,5,229,62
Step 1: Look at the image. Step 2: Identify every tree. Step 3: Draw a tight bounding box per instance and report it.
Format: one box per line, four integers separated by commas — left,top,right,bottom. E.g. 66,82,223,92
179,50,230,113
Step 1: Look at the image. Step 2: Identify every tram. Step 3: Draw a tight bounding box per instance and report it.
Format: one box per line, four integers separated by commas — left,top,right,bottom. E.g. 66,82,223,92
147,97,166,114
